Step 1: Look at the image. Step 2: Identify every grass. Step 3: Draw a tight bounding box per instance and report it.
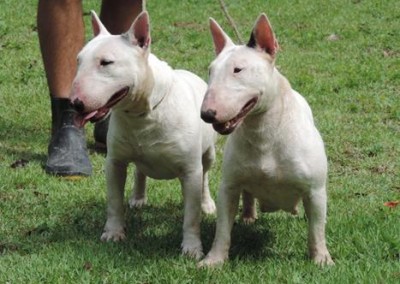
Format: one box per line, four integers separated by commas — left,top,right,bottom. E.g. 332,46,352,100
0,0,399,282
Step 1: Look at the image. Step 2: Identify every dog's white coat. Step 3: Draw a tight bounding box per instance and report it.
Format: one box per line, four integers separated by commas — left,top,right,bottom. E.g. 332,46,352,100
199,14,333,266
70,12,216,259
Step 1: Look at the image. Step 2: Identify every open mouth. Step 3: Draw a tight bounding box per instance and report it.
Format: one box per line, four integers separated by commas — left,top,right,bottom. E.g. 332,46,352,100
212,97,258,135
77,87,129,127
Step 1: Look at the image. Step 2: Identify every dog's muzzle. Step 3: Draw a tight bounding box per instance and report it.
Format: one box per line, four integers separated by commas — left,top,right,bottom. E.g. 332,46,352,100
72,86,130,127
207,96,259,135
71,98,85,113
201,109,217,123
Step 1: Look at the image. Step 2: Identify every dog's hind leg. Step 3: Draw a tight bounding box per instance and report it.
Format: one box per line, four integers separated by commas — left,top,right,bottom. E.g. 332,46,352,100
303,186,334,266
201,147,216,214
129,169,147,208
241,190,257,224
180,169,204,259
201,172,216,214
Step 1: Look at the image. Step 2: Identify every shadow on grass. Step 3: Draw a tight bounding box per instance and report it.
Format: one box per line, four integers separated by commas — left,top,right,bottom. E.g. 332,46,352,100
8,198,281,263
230,220,277,261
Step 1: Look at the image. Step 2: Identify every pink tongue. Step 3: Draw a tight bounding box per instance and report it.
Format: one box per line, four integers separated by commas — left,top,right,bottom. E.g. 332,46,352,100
78,110,98,127
84,111,98,121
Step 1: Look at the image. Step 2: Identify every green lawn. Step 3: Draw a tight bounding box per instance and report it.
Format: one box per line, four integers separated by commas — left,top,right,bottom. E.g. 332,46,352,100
0,0,399,283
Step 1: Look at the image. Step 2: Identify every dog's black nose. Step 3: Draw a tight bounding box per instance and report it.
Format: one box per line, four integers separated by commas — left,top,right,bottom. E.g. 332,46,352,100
71,98,85,113
201,109,217,123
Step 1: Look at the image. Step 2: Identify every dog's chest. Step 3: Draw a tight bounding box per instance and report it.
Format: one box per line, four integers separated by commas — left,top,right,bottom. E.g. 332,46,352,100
241,165,303,213
131,129,184,178
226,141,306,213
110,114,191,179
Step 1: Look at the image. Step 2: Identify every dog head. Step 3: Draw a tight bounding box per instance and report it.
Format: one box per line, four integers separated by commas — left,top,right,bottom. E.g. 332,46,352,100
201,13,279,135
70,11,153,126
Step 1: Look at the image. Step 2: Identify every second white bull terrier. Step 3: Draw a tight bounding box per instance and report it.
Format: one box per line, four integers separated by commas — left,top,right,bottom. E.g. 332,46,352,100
199,14,334,266
70,11,216,259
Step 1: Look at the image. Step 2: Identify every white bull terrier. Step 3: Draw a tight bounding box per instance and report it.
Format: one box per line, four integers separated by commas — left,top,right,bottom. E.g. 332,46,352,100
199,14,334,266
70,11,216,259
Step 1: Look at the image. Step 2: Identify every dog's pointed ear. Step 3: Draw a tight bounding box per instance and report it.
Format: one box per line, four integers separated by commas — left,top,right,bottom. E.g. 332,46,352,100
209,18,234,56
91,11,110,36
247,13,279,57
127,11,151,49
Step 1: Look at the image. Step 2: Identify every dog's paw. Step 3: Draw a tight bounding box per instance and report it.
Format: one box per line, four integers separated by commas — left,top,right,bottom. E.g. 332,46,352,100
197,255,225,268
100,228,126,242
291,205,299,216
242,210,257,225
312,252,335,266
201,199,216,215
181,242,204,260
128,196,147,209
242,215,257,225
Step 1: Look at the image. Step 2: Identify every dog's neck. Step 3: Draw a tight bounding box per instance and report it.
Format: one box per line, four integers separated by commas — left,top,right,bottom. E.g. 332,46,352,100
147,54,174,110
239,68,293,139
122,54,173,116
253,67,291,113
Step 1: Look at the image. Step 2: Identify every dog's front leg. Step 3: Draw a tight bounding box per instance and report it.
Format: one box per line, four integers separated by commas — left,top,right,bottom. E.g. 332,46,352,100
199,184,241,267
303,187,334,266
101,158,128,242
179,169,204,259
129,169,147,208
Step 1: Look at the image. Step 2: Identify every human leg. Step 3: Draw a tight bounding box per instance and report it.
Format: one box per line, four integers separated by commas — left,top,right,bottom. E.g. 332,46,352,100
38,0,91,176
100,0,143,34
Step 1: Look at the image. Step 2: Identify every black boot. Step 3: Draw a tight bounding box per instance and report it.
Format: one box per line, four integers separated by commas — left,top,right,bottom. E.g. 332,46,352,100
93,116,109,153
46,98,92,176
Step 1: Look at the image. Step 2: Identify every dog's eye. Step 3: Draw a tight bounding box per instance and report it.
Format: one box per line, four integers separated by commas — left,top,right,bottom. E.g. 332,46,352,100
233,67,243,73
100,59,114,66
